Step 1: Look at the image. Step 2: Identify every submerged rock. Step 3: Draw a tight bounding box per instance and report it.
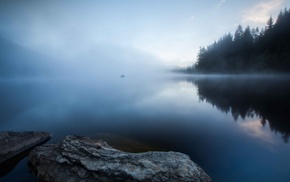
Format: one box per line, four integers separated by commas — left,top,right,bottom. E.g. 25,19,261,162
28,135,212,182
0,131,51,163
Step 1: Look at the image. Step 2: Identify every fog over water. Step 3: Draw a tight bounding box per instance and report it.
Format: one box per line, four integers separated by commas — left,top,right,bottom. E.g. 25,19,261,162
1,34,290,182
1,1,290,182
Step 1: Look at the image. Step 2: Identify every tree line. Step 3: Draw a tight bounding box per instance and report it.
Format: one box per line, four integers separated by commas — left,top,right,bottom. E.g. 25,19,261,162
188,8,290,73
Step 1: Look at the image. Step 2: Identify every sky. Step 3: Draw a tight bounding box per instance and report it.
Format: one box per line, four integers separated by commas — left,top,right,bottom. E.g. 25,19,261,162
0,0,289,67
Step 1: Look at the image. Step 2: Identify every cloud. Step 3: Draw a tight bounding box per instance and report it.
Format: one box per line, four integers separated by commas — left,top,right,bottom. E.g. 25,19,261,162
238,120,275,144
242,0,284,25
190,16,195,20
217,0,226,7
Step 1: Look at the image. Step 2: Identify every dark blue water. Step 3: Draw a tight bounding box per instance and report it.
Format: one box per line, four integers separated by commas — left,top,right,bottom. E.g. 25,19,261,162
1,74,290,182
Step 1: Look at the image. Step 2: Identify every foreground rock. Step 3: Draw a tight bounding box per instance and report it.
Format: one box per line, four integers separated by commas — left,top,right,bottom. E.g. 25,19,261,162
28,135,212,182
0,131,51,163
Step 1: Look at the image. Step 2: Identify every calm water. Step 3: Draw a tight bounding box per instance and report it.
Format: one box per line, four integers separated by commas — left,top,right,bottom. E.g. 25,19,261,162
1,74,290,182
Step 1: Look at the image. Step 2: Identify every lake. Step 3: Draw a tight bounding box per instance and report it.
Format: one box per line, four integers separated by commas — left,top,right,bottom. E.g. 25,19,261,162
1,74,290,182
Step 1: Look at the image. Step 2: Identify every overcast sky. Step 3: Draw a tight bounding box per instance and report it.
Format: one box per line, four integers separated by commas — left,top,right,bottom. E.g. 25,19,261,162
0,0,289,67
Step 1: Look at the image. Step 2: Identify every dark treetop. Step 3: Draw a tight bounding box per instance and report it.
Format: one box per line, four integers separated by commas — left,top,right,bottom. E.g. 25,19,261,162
188,8,290,74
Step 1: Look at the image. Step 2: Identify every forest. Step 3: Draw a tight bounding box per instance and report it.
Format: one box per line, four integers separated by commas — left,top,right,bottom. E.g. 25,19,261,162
188,8,290,73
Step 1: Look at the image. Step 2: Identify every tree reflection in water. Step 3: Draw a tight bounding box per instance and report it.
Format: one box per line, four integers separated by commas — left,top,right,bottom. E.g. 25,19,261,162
186,76,290,143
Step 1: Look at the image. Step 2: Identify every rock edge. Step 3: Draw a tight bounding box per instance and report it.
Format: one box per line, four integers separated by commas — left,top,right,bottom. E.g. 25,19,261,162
28,135,212,182
0,131,52,163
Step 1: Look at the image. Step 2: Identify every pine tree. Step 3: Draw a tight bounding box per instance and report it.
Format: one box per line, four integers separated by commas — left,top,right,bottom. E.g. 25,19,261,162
192,7,290,73
234,25,243,42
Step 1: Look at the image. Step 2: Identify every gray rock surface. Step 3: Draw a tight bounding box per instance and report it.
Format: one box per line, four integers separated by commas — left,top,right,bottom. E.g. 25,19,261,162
28,135,212,182
0,131,51,163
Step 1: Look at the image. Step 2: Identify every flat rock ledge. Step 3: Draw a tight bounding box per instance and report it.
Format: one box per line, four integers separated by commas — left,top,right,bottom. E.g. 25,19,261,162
0,131,51,163
28,135,212,182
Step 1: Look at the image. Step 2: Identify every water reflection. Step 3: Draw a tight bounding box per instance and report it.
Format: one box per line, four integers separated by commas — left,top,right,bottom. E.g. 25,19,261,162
185,76,290,142
238,120,275,144
1,76,290,182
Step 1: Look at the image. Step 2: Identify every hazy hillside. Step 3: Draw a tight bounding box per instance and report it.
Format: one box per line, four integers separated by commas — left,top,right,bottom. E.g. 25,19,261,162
0,36,161,78
0,36,65,77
